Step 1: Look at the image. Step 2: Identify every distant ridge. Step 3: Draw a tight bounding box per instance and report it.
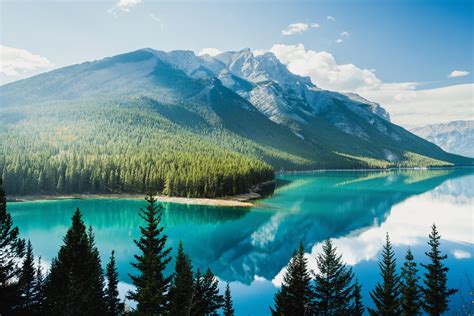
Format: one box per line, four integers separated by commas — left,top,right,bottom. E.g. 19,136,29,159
411,120,474,158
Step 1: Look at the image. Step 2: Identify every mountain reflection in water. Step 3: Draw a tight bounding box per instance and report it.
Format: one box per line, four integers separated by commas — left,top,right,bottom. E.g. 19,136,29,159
9,168,473,315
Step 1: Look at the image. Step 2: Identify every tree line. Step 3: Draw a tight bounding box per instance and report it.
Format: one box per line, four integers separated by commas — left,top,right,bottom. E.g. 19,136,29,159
0,180,235,315
0,102,274,198
1,152,273,198
272,227,457,315
0,177,459,315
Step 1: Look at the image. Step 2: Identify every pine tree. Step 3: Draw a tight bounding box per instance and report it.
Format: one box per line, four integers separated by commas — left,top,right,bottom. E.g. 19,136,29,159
421,224,457,315
167,241,194,315
190,268,205,315
0,177,25,314
352,279,365,316
368,233,402,316
313,239,355,315
223,282,235,316
271,241,312,316
201,268,224,315
45,208,106,315
105,250,123,316
18,240,36,312
87,226,107,312
127,192,172,314
400,248,421,315
32,257,46,315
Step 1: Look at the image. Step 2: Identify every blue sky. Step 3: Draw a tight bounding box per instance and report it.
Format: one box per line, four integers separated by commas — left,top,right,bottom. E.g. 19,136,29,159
1,0,473,126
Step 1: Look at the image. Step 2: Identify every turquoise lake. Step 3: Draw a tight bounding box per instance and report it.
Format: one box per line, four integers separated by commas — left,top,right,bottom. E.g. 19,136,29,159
9,169,474,315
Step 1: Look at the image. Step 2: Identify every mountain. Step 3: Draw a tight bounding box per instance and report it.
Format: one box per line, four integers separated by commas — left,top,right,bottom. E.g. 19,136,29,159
0,48,472,196
411,121,474,158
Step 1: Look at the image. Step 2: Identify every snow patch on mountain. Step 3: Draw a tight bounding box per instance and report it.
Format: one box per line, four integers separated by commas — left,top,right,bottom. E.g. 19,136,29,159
411,121,474,157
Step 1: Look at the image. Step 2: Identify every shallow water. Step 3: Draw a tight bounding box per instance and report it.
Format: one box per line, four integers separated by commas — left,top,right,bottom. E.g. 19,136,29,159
9,168,474,315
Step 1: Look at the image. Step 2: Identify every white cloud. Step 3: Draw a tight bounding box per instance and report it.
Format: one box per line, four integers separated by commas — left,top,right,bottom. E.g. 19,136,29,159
268,43,474,128
282,23,309,36
281,23,319,36
448,70,470,78
0,45,53,84
327,15,335,21
197,48,222,57
270,43,382,92
335,39,343,44
117,0,142,11
341,31,350,37
108,0,141,15
361,83,474,127
453,249,471,259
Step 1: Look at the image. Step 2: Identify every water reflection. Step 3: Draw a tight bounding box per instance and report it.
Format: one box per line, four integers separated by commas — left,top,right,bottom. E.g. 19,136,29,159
223,169,472,284
9,168,474,315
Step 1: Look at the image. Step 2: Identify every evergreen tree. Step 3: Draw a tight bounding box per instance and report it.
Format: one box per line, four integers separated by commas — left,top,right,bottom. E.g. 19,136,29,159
271,241,312,316
223,282,235,316
18,240,36,312
31,257,46,315
45,208,106,315
127,192,172,315
167,241,194,315
368,233,402,316
0,177,25,314
88,226,107,312
201,268,224,315
313,239,355,315
352,279,365,316
421,224,457,315
105,250,123,316
400,248,421,315
190,268,224,316
190,268,205,315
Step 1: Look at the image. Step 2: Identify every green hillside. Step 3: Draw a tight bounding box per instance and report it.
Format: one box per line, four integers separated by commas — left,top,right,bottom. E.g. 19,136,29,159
0,49,472,197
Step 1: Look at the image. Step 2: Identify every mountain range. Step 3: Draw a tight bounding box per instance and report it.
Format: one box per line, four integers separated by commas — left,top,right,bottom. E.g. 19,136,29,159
411,120,474,158
0,48,472,195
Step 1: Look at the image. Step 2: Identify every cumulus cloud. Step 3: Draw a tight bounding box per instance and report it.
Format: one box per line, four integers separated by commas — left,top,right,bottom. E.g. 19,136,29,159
0,45,53,84
281,23,319,36
361,83,474,127
452,249,471,259
270,43,382,92
335,39,343,44
107,0,142,16
448,70,470,78
117,0,142,11
268,43,474,127
340,31,350,37
197,48,222,57
327,15,335,21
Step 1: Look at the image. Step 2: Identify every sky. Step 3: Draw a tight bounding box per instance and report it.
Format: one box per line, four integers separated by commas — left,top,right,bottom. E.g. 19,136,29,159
0,0,473,127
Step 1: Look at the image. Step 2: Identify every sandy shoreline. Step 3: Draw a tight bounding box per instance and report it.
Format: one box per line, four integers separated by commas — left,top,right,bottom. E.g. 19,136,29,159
7,193,257,207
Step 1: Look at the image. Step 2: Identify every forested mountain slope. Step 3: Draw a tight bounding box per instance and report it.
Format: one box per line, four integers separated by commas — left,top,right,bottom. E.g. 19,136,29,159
0,49,471,196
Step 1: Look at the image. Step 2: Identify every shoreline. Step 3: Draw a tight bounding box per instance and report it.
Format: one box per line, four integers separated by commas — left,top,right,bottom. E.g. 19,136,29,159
276,166,467,174
7,193,259,207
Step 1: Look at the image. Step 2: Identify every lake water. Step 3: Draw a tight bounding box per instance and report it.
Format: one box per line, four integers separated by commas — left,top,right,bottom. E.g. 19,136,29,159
9,169,474,315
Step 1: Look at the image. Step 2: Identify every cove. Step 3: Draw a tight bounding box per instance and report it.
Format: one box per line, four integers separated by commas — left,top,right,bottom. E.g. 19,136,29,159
9,168,474,315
